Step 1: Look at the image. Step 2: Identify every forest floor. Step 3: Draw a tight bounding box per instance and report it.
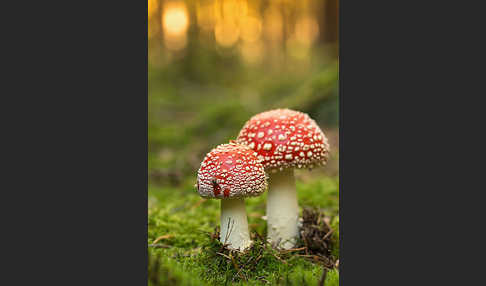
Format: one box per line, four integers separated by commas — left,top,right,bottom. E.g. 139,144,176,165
148,55,339,285
148,167,339,285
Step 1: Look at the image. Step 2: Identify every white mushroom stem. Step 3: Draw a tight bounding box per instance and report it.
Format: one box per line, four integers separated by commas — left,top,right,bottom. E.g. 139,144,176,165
266,168,299,249
220,198,252,251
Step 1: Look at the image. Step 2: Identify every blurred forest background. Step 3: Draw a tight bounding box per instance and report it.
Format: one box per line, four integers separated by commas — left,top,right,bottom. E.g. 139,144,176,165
148,0,339,284
149,0,339,184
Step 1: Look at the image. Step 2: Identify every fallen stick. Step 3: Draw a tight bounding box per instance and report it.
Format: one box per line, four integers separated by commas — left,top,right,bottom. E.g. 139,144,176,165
152,234,174,244
279,247,307,254
322,229,334,241
148,243,170,249
216,252,231,260
318,267,328,286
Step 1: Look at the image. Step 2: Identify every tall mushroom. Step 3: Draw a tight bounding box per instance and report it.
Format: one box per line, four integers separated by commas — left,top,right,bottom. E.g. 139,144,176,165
237,109,330,249
197,142,268,251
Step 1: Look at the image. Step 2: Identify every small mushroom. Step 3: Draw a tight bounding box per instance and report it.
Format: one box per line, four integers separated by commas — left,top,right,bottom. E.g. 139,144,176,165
237,108,330,249
196,142,268,251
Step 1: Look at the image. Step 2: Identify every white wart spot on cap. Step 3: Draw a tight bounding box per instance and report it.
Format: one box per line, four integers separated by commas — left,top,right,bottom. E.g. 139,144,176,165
263,143,272,150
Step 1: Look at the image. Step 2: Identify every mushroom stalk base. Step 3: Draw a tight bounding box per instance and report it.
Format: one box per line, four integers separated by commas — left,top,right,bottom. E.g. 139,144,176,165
266,168,299,249
220,198,252,251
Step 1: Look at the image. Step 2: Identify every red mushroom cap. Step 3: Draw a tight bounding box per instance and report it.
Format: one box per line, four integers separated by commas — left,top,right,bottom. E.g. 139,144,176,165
236,108,330,170
197,142,267,199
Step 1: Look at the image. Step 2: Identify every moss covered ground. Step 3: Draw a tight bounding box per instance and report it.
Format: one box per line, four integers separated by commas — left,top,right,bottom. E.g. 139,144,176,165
148,174,339,285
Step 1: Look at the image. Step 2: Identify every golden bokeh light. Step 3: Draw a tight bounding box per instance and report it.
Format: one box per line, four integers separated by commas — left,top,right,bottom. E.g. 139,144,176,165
162,2,189,36
148,0,333,64
215,19,240,47
295,16,319,46
240,16,262,43
162,2,190,51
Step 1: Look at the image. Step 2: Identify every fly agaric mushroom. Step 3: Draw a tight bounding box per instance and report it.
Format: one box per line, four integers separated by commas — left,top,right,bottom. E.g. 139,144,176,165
236,109,330,249
197,142,267,251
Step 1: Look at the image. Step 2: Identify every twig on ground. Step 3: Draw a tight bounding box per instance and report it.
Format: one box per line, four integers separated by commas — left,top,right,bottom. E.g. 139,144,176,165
300,208,338,267
318,267,328,286
148,243,170,248
323,216,332,230
232,263,246,282
191,198,206,209
245,255,255,267
152,234,174,244
322,229,334,241
254,231,268,247
216,252,231,260
229,252,246,280
301,230,310,255
295,254,333,267
229,252,240,270
279,246,307,254
296,254,318,258
255,254,263,264
272,253,288,264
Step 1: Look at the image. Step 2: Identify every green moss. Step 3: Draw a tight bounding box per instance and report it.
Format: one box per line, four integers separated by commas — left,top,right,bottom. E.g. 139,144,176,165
148,175,339,285
296,176,340,216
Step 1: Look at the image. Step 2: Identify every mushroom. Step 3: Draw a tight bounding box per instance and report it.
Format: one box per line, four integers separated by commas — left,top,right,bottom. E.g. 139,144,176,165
196,142,268,251
236,109,330,249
